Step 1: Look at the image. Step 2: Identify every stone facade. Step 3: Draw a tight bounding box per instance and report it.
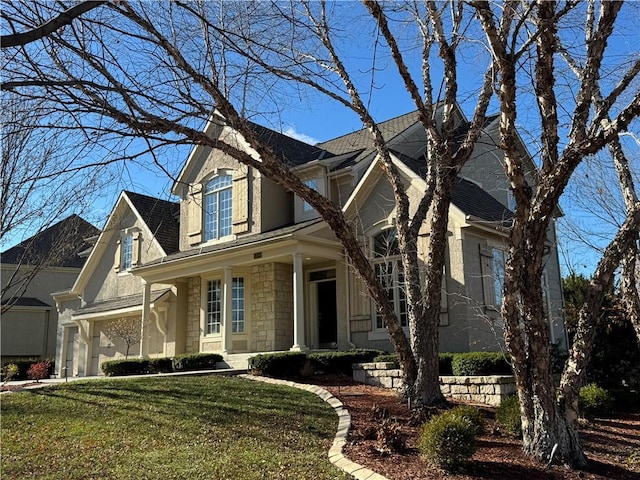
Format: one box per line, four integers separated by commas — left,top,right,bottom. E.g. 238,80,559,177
185,276,201,353
352,362,517,406
250,262,293,351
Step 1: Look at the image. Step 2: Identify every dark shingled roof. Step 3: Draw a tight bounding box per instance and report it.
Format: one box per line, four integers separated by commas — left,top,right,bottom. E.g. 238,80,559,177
248,122,328,166
451,177,514,224
1,215,99,268
0,297,51,308
74,289,171,316
124,192,180,255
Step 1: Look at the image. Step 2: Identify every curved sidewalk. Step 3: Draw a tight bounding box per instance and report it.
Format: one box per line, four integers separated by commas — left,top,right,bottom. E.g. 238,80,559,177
240,374,389,480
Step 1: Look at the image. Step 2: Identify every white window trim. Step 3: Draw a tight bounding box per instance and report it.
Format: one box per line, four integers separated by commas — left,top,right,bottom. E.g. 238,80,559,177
202,171,234,243
116,227,140,275
202,276,222,337
295,174,325,223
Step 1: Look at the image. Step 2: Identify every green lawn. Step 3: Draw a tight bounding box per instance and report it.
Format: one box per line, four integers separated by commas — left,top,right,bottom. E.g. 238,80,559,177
1,375,348,480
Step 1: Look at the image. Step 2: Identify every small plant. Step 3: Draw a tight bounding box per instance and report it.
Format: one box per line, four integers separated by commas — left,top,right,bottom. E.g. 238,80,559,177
2,363,19,384
449,405,485,435
419,410,477,470
496,395,522,437
27,360,51,383
374,417,405,455
579,383,614,419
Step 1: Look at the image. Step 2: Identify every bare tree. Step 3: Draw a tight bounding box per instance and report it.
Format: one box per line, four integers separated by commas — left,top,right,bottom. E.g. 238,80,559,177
473,0,639,467
1,96,103,312
0,0,497,408
103,317,141,359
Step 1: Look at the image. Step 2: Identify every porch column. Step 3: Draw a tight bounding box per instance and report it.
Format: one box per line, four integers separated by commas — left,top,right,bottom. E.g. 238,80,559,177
291,253,307,351
140,281,151,358
221,267,233,354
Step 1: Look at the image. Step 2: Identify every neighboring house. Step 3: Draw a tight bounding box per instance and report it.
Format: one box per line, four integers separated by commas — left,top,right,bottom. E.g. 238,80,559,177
55,107,568,377
1,215,99,361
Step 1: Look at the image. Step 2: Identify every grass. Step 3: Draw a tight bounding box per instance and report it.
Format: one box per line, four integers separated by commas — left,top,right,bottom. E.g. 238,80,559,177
1,375,348,480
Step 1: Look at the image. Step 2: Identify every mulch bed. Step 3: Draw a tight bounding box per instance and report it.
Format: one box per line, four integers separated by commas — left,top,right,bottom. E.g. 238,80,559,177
312,375,640,480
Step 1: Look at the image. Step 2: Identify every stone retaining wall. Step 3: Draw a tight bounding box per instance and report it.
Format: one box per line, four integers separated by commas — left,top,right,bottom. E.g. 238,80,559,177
353,362,516,406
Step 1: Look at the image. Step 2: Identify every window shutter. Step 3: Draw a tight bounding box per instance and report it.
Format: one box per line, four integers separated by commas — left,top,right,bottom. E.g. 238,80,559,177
440,273,449,326
348,266,371,322
188,184,203,245
114,238,121,272
232,169,249,234
479,246,495,308
132,231,141,266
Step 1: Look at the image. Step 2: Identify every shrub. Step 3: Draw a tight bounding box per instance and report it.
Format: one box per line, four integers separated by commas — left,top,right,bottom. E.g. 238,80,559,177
172,353,222,372
309,349,384,375
1,363,19,383
451,352,512,376
148,357,174,373
419,411,477,469
26,360,52,382
2,358,51,380
438,353,455,375
496,395,522,437
101,359,150,376
372,353,399,367
248,352,307,378
449,405,485,435
579,383,614,419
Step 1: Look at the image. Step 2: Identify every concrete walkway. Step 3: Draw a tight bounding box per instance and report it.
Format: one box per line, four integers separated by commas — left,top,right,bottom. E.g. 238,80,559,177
2,370,390,480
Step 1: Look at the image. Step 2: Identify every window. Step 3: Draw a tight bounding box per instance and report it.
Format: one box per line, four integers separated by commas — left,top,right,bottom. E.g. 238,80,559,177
232,277,245,333
372,229,408,329
206,279,222,335
492,248,506,307
303,178,317,212
203,174,233,241
121,233,133,270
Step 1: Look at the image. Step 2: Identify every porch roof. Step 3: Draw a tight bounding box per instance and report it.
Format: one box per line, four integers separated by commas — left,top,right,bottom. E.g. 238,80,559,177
74,288,171,316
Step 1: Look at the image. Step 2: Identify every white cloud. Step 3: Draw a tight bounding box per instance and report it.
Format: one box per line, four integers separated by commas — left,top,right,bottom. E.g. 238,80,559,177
282,126,319,145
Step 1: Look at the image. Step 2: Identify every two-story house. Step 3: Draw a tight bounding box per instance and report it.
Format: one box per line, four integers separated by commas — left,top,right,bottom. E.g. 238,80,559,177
54,108,568,377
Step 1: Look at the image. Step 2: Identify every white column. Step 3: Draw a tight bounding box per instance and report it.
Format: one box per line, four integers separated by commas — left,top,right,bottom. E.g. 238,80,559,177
291,253,307,351
221,267,233,354
140,281,151,358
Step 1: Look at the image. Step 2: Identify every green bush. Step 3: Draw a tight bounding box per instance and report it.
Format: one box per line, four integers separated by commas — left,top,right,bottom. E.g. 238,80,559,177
449,405,485,435
372,353,399,367
496,395,522,437
579,383,614,419
249,352,308,378
451,352,512,376
172,353,222,372
101,359,150,376
309,349,384,375
148,357,174,373
419,411,478,469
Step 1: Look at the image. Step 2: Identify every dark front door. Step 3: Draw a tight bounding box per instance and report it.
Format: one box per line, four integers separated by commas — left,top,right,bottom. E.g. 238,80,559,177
317,280,337,347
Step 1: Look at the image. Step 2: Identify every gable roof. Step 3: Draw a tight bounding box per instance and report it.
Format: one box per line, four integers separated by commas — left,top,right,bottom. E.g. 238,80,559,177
124,192,180,255
1,214,99,268
318,111,422,169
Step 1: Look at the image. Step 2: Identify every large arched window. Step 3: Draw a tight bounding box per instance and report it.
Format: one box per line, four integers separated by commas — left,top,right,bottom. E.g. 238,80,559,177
203,174,233,241
372,229,407,329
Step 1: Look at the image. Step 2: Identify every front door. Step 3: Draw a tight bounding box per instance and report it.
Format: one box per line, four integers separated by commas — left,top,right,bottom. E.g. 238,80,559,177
317,280,337,348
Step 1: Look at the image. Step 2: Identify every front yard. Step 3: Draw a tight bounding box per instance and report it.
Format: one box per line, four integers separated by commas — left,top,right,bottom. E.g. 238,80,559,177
1,375,348,480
